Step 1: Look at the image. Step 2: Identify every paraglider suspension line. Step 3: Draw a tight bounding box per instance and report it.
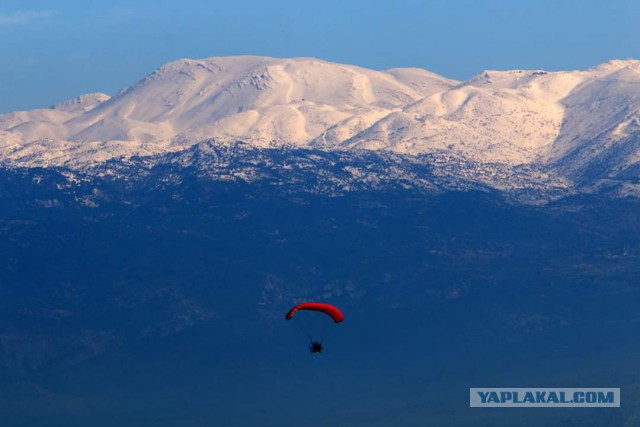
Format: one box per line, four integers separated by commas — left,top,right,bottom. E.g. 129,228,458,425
295,321,313,343
318,319,327,344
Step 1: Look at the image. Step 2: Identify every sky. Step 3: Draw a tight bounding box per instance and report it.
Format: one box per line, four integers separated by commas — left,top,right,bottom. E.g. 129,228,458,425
1,0,639,113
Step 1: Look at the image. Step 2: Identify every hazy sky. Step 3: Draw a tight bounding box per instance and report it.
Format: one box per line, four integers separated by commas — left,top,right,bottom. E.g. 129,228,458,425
1,0,639,112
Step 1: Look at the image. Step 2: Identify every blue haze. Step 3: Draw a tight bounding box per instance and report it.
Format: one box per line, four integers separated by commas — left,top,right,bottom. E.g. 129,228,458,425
1,160,640,425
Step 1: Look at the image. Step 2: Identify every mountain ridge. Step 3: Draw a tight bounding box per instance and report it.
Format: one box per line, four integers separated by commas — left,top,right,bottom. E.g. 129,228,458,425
1,55,640,196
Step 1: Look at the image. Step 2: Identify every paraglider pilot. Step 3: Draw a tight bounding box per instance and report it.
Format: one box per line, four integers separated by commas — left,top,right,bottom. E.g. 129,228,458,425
309,341,323,353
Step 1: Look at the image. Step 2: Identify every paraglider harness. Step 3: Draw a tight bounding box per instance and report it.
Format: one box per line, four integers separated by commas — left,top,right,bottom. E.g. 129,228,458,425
309,341,323,354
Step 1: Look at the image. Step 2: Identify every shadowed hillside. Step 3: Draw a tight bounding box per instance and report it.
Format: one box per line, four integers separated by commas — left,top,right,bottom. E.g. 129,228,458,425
1,167,640,425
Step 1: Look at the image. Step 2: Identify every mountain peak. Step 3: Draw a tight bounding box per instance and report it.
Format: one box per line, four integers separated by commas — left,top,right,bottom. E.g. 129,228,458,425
588,58,640,72
465,69,551,89
53,93,111,113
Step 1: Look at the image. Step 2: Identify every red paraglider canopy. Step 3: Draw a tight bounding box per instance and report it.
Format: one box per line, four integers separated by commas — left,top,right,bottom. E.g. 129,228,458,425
285,302,344,323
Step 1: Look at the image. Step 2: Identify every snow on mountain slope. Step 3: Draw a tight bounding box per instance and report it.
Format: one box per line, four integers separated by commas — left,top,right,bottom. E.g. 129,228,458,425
53,93,111,113
339,67,606,163
1,55,640,184
548,60,640,180
331,59,640,170
338,78,566,163
0,56,456,166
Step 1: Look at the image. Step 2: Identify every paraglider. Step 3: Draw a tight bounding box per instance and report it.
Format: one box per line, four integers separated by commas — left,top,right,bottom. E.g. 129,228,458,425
285,302,344,354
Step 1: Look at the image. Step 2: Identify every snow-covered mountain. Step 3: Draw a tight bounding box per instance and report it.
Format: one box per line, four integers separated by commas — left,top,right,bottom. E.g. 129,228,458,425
0,56,454,167
1,55,640,194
